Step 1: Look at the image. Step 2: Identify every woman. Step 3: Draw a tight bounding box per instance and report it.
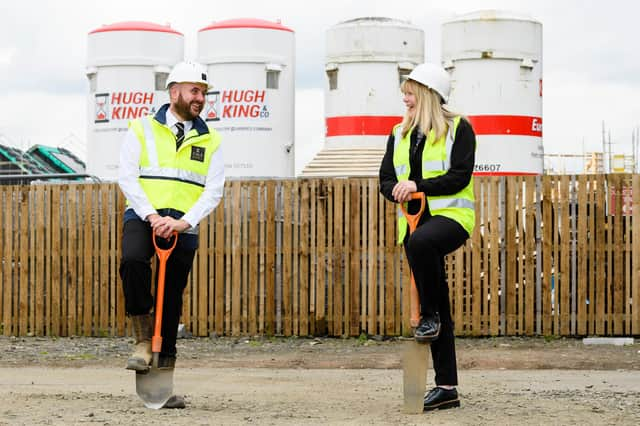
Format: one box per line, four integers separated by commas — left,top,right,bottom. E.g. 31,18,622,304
379,63,476,411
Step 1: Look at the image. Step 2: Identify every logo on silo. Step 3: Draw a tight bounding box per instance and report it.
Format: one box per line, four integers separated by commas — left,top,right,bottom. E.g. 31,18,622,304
95,93,109,123
205,91,220,122
94,92,156,123
205,89,270,122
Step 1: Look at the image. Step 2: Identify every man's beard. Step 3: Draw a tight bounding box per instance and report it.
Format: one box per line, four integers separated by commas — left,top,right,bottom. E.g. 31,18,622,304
173,93,203,121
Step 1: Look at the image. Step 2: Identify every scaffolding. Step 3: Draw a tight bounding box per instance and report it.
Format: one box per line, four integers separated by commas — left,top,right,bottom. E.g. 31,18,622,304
544,151,635,175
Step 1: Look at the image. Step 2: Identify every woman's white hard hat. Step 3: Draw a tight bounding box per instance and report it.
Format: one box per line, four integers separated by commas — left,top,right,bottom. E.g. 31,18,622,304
407,63,451,103
166,61,211,89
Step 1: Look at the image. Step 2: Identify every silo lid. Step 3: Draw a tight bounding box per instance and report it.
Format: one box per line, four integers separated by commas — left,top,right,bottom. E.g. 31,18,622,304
338,17,411,26
89,21,183,35
199,18,293,33
445,9,540,24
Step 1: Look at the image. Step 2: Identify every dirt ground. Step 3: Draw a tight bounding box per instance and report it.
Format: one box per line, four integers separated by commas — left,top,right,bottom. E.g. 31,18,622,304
1,335,639,425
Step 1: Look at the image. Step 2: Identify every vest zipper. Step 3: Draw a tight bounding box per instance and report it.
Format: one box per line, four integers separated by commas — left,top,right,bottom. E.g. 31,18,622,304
178,134,199,152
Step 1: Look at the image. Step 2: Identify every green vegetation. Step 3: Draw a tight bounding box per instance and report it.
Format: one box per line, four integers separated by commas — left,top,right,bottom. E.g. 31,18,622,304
66,353,97,361
357,333,368,345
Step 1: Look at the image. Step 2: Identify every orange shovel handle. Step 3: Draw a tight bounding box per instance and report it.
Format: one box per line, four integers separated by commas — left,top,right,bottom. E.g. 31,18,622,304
399,192,426,327
399,192,426,233
151,231,178,354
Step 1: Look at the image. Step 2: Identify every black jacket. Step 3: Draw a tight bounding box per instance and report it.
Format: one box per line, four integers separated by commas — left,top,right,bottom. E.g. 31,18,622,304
378,118,476,216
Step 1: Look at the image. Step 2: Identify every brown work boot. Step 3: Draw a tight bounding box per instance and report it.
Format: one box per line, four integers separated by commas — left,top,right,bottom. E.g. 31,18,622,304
126,314,153,371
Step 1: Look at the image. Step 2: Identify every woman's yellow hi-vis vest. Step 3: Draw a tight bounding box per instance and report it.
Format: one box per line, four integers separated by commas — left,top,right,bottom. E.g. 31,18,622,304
129,116,221,214
392,116,475,244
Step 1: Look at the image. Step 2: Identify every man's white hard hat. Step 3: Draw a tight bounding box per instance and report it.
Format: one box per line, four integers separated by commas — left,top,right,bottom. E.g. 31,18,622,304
407,63,451,103
166,61,210,89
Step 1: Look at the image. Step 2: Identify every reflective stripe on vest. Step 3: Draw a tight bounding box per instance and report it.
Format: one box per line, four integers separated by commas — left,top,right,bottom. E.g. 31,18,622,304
395,164,407,176
139,166,207,187
394,127,408,176
393,126,403,149
141,118,159,168
428,197,474,210
422,160,444,171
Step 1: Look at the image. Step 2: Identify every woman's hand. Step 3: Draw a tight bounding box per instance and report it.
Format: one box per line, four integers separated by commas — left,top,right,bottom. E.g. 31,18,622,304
392,180,417,203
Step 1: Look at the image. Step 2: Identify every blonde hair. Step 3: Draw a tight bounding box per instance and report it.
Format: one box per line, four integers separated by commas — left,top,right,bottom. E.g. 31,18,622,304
400,79,459,142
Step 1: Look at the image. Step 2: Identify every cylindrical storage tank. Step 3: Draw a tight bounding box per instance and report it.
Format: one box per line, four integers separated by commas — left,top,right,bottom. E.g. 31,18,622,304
198,18,295,178
324,17,424,150
442,10,543,176
86,21,184,180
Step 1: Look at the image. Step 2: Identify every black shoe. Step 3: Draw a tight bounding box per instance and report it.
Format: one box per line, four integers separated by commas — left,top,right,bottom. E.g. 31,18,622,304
162,395,186,409
423,387,460,411
414,313,441,343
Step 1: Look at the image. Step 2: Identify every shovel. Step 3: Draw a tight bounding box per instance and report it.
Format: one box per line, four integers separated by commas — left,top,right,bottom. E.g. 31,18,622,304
136,231,178,409
399,192,430,414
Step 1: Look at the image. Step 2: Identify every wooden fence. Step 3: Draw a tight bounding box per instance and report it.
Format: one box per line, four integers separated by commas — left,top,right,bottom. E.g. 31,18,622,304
1,176,639,337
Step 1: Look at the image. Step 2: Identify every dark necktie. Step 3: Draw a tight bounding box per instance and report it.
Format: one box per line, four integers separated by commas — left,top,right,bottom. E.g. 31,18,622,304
175,122,185,150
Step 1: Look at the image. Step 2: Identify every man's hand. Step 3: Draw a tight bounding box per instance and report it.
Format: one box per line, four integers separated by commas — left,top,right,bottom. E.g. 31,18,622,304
392,180,417,203
146,213,162,228
151,216,191,239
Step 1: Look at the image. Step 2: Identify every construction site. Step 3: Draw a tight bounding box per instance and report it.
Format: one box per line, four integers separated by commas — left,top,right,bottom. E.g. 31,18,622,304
0,8,639,426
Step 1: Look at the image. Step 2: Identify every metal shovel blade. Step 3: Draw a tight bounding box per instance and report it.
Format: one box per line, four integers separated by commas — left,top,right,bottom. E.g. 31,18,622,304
402,341,430,414
136,368,174,409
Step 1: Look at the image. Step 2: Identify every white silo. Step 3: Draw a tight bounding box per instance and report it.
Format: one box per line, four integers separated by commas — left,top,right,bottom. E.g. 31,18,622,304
86,21,184,180
197,18,295,178
302,17,424,177
442,10,543,176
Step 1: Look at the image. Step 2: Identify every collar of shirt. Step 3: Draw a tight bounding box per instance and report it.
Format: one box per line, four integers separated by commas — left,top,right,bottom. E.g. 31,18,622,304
165,109,193,135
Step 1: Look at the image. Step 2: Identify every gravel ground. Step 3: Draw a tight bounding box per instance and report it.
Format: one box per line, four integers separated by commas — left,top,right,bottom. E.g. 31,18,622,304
0,336,639,425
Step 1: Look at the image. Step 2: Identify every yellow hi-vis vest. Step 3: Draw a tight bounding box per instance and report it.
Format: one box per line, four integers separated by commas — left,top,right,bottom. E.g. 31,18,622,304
392,116,475,244
128,115,221,215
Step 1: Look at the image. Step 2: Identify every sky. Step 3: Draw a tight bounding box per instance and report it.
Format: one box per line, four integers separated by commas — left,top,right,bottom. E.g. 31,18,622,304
1,0,639,174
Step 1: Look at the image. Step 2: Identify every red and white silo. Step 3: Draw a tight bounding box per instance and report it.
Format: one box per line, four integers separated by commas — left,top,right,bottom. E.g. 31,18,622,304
86,21,184,180
302,17,424,177
197,18,295,178
442,10,543,176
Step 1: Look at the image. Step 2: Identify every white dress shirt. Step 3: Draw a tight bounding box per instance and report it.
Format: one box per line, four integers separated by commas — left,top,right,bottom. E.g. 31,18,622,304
118,108,225,229
165,110,193,135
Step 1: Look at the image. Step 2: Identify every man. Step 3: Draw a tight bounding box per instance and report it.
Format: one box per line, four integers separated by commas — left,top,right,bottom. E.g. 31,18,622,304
118,60,224,408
